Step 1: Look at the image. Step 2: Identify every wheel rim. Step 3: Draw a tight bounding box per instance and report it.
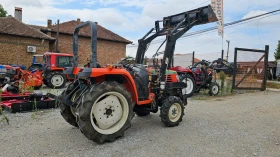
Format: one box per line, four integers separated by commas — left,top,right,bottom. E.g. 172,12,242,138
90,92,129,135
212,85,219,95
182,78,193,95
70,90,82,118
51,75,64,87
168,103,182,122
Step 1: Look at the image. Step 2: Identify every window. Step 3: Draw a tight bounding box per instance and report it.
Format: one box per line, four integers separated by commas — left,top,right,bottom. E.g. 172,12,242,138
45,55,51,66
56,56,73,67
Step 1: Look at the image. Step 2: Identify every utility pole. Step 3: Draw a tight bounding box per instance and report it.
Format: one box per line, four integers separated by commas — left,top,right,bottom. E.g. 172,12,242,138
56,19,60,53
192,51,195,66
226,40,230,61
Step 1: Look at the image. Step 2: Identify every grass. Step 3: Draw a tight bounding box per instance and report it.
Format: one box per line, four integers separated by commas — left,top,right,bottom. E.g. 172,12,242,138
219,72,226,96
266,82,280,89
31,113,36,119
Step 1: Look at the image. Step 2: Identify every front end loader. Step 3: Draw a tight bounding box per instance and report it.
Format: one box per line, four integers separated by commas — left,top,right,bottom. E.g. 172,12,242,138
48,5,218,144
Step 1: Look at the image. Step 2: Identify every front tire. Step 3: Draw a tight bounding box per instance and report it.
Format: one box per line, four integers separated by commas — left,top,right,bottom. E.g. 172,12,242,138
77,82,134,144
160,96,185,127
209,82,219,96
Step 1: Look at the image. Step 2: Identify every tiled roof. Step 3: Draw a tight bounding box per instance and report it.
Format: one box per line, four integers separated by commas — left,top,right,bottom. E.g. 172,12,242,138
0,16,55,40
194,58,201,63
50,20,132,44
29,24,47,31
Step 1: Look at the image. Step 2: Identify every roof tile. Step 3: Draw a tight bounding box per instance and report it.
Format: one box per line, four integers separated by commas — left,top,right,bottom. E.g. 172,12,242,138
0,16,55,40
50,20,131,44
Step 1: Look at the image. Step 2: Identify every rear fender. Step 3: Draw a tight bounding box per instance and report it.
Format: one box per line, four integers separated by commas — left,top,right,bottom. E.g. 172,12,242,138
79,68,139,103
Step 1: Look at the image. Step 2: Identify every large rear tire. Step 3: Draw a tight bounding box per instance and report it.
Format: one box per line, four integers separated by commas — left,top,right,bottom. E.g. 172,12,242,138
180,74,195,98
160,96,185,127
76,82,134,144
46,71,66,89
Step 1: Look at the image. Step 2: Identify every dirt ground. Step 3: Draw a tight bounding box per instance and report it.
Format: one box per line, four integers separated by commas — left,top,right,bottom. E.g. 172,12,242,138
0,91,279,157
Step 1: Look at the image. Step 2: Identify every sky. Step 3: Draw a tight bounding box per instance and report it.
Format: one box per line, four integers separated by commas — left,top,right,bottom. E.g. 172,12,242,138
1,0,280,61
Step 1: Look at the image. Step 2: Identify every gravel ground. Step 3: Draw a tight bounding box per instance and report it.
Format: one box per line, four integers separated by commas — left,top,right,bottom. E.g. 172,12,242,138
0,91,280,157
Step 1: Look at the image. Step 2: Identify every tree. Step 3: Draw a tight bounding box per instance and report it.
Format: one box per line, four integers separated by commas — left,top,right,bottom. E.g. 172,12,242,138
0,4,7,17
274,40,280,60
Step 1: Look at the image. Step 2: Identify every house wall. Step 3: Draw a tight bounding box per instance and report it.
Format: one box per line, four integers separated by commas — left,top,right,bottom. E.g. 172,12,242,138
0,34,49,67
52,33,126,66
0,33,127,68
173,53,194,67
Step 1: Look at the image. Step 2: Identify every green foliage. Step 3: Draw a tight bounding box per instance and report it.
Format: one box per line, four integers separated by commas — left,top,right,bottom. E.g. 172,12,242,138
274,40,280,60
219,71,226,80
0,4,7,17
219,71,226,96
267,82,280,89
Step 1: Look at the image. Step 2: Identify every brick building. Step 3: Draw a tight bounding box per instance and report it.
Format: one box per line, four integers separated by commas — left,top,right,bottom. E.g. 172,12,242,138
0,16,55,66
0,7,131,67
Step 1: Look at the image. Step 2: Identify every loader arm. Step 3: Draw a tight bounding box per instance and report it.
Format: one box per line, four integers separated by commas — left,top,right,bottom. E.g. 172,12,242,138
134,5,218,83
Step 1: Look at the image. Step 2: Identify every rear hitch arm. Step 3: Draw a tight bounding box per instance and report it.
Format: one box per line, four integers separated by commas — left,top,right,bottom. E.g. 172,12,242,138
46,93,77,107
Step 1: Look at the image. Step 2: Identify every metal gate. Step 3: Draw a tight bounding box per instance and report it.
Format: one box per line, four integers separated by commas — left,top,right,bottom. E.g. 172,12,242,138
232,45,269,90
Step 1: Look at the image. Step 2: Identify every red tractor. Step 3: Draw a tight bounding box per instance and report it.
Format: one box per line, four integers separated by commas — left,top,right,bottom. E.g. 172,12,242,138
171,60,220,97
48,5,218,143
42,52,74,89
3,53,73,89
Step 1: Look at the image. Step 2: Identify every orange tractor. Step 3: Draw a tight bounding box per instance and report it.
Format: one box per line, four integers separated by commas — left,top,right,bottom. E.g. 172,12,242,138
48,5,218,143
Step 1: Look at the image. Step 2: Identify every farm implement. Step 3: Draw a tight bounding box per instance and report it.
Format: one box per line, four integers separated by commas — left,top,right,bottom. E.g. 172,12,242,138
0,90,56,113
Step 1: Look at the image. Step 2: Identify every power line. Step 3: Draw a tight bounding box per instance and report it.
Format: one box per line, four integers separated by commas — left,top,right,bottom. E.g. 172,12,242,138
156,9,280,44
127,8,280,47
182,11,280,41
185,12,280,52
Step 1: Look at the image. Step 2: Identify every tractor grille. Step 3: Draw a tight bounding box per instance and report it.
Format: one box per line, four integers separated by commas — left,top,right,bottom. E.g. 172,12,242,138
164,75,173,83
